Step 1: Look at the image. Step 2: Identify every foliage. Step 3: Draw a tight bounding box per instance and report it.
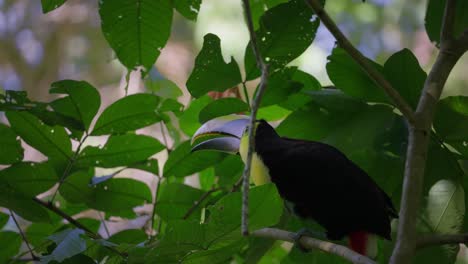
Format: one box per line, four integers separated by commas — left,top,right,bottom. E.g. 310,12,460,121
0,0,466,263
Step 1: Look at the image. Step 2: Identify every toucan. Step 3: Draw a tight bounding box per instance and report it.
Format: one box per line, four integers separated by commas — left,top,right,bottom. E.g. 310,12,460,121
191,115,398,256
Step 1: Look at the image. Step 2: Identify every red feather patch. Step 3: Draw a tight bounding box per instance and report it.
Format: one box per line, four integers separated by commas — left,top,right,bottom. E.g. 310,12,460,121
349,231,368,255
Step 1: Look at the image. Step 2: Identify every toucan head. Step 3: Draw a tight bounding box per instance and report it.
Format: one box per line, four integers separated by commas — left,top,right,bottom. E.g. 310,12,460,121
191,115,251,154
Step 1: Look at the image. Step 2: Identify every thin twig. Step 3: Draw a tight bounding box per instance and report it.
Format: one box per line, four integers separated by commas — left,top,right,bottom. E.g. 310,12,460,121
98,212,111,238
252,228,375,264
241,82,251,109
160,122,171,152
305,0,416,125
50,133,88,203
150,176,162,240
183,187,221,220
9,210,39,261
33,197,100,239
241,0,270,236
416,233,468,249
440,0,456,42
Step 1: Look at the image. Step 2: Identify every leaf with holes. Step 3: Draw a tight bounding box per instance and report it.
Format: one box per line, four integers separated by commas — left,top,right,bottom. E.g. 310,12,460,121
99,0,173,70
41,0,67,13
187,34,242,97
244,0,320,80
173,0,201,20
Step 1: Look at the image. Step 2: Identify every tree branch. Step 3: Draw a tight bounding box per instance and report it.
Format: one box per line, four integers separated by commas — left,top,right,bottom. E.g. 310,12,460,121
305,0,416,125
241,0,270,236
33,197,101,239
416,233,468,249
9,210,39,261
390,1,467,262
183,187,221,220
252,228,375,264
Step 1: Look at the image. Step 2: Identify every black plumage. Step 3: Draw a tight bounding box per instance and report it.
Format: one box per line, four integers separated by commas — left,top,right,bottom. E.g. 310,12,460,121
254,120,398,240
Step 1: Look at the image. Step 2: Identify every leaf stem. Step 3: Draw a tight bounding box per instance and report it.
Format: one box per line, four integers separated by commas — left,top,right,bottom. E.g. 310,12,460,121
241,82,251,109
182,187,221,220
241,0,270,236
9,210,38,261
149,175,162,241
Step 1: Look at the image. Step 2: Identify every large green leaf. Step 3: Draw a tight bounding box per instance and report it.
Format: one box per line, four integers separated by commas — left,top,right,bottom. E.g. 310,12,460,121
205,183,283,244
41,0,66,13
250,0,289,29
50,80,101,132
260,67,303,107
244,0,320,80
179,96,213,136
326,47,387,103
187,34,242,97
6,111,72,169
92,93,161,135
75,134,164,168
425,0,468,46
155,182,205,220
0,182,50,222
99,0,173,70
0,124,23,164
60,169,94,204
42,229,87,263
0,212,8,229
0,162,57,196
173,0,201,20
383,49,426,109
0,231,21,263
108,229,147,244
434,96,468,157
182,240,246,264
199,98,249,124
87,178,152,215
163,141,226,178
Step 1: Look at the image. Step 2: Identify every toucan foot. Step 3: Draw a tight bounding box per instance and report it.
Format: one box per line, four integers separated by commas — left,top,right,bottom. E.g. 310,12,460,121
292,228,327,252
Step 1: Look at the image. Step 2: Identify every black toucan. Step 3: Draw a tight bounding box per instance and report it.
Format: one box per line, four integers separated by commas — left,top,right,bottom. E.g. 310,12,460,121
191,115,398,255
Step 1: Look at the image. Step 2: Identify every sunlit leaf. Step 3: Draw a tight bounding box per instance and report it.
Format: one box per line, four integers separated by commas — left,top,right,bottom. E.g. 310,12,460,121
179,96,213,136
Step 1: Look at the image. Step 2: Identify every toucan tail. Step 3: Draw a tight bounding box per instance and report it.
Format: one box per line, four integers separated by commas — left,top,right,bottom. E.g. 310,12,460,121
349,231,368,255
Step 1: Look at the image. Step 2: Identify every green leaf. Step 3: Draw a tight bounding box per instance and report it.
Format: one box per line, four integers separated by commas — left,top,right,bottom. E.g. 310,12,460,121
383,49,426,109
129,159,159,175
215,155,244,188
205,184,283,244
6,111,72,169
75,134,164,168
92,93,161,135
434,96,468,157
326,47,387,103
257,105,291,121
0,212,8,229
179,96,213,136
61,254,96,264
87,178,152,216
155,182,205,220
0,231,21,263
108,229,147,244
99,0,173,70
199,98,249,124
42,229,86,263
0,162,58,196
250,0,289,29
50,80,101,132
0,124,23,164
260,68,303,107
187,34,242,97
146,79,182,99
173,0,201,20
164,141,226,178
0,182,50,222
244,0,320,80
60,169,94,204
41,0,66,13
425,0,468,46
183,240,246,264
27,222,60,247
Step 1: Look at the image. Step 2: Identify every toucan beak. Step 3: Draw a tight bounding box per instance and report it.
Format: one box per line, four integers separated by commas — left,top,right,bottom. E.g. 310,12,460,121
191,115,250,154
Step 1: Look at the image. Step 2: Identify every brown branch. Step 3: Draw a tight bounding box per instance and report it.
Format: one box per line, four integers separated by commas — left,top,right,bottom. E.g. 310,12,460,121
241,0,270,236
305,0,416,125
183,187,221,220
390,0,467,263
33,197,101,239
9,210,39,261
252,228,375,264
416,233,468,249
